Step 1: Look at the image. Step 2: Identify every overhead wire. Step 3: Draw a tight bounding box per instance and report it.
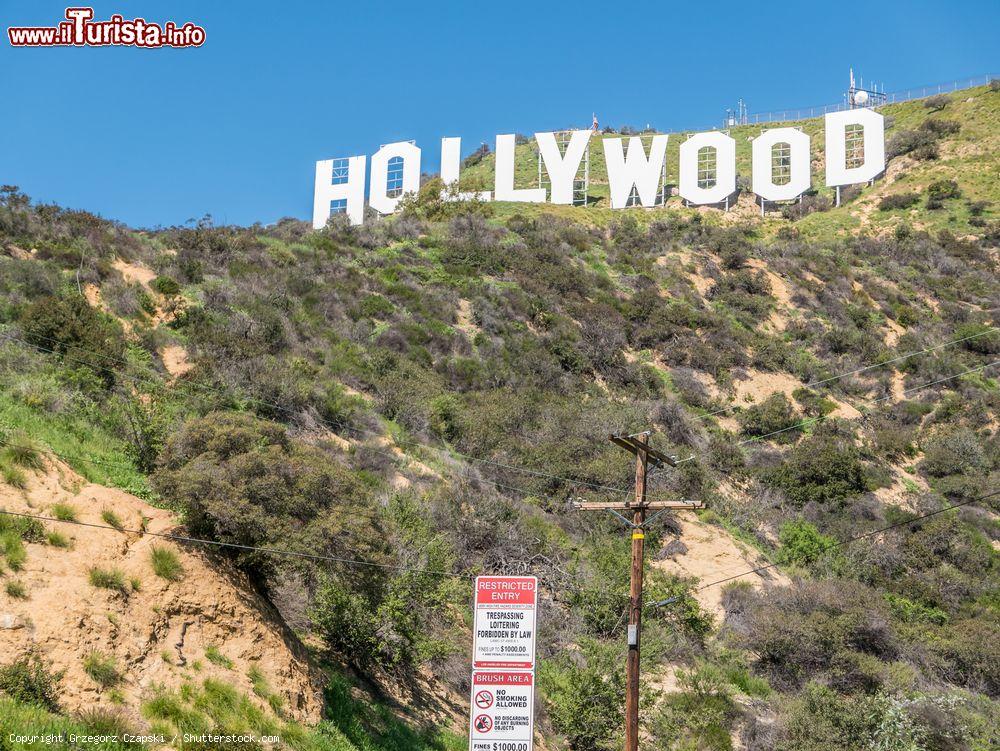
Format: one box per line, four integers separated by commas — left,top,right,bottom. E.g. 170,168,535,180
691,327,998,422
673,358,1000,462
652,488,1000,605
0,508,467,579
0,330,636,497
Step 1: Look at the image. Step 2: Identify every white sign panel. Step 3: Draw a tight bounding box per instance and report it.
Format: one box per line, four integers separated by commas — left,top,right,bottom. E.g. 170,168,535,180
473,575,538,670
469,670,534,751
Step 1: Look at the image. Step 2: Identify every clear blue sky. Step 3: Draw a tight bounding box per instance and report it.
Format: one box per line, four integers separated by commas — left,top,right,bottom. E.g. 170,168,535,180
2,1,997,228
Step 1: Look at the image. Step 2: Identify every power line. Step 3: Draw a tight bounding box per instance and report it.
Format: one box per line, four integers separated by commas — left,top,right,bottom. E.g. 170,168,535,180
692,327,998,422
674,358,1000,461
1,331,635,497
9,322,996,496
0,508,466,579
6,331,996,503
652,488,1000,604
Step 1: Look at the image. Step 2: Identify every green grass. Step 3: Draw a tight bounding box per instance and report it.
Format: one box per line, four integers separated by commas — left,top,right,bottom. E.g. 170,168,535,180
1,459,28,489
49,503,78,521
248,665,284,714
204,645,233,670
1,531,27,571
5,579,28,599
149,545,184,581
100,509,124,531
137,673,464,751
83,652,122,689
0,697,140,750
45,530,71,548
322,671,465,751
0,390,150,498
88,566,129,595
1,431,46,471
459,84,998,236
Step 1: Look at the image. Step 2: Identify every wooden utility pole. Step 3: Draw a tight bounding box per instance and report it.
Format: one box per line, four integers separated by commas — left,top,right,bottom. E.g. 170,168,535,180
625,432,648,751
574,431,703,751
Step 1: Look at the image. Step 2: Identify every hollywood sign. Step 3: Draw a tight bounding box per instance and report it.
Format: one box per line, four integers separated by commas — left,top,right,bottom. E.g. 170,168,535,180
312,109,884,228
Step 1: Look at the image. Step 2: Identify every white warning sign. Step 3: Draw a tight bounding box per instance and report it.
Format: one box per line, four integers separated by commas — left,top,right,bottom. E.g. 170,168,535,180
469,670,534,751
473,575,538,669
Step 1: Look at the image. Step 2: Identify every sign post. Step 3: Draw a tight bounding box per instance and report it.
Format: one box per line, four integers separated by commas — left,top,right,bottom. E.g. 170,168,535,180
470,576,538,751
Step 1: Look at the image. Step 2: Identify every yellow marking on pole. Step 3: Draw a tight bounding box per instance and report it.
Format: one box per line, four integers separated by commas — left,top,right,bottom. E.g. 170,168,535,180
632,531,645,540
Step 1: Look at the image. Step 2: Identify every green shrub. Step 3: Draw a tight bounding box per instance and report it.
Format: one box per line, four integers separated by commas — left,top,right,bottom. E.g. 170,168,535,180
764,434,867,506
650,663,739,751
923,93,951,111
137,290,157,315
792,387,837,418
17,293,126,389
776,520,837,567
151,275,181,296
428,394,461,441
883,593,948,625
954,322,1000,354
537,641,624,751
781,683,923,751
737,392,801,443
927,179,961,206
920,427,987,477
0,655,61,711
878,192,920,211
88,567,129,595
356,294,395,320
150,545,184,581
83,652,121,689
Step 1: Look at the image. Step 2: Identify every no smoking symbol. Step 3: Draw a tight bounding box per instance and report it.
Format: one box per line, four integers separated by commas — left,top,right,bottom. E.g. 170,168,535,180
474,714,493,733
475,690,494,709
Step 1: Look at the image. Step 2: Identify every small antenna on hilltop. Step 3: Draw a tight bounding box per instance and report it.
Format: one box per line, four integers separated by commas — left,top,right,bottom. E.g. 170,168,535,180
847,67,887,108
724,98,748,128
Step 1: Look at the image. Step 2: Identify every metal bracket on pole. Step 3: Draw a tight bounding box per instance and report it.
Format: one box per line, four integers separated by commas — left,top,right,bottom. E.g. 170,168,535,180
606,507,638,528
649,595,682,609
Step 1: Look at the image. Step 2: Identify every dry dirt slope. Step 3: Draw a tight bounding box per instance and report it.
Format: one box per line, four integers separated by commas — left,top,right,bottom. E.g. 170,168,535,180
0,457,323,725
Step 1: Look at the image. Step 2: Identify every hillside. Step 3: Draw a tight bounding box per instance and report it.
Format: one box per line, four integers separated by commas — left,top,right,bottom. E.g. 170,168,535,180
0,454,322,721
1,82,999,751
459,83,999,238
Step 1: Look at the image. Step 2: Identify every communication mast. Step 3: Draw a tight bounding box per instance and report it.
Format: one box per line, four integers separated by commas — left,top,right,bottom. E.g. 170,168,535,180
847,68,887,108
724,98,748,127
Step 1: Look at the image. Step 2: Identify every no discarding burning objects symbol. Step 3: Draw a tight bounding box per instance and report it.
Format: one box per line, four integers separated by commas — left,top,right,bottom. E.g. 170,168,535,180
472,575,537,670
474,715,493,732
